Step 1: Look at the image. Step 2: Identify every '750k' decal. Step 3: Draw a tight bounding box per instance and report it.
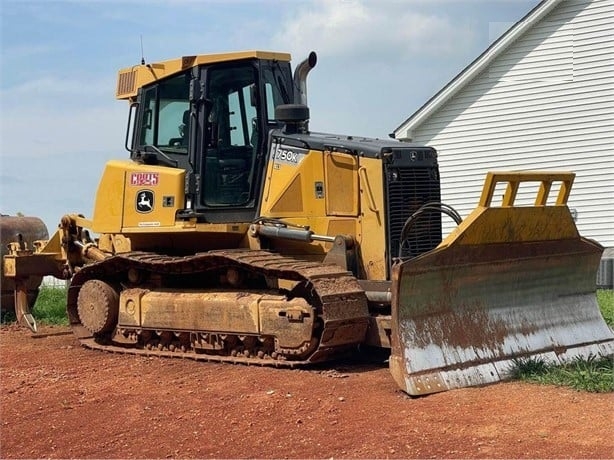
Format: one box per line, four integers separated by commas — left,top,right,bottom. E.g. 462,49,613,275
271,144,308,166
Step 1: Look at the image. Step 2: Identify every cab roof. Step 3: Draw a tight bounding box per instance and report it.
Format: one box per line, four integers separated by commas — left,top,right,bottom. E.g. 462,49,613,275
116,50,292,100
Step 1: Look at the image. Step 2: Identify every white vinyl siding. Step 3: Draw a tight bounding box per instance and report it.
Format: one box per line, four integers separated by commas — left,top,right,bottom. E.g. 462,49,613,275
408,0,613,245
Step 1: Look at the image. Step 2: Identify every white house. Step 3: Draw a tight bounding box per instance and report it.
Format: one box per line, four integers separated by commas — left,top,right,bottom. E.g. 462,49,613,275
393,0,613,248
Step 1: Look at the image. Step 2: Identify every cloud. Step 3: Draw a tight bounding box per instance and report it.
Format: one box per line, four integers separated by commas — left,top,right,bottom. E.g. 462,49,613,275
1,75,114,101
264,0,487,139
0,151,109,233
0,104,126,158
271,0,477,62
0,43,66,61
0,174,22,185
0,72,126,159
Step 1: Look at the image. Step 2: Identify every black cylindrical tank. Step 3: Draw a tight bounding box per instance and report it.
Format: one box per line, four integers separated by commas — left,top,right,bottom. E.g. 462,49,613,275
1,215,49,313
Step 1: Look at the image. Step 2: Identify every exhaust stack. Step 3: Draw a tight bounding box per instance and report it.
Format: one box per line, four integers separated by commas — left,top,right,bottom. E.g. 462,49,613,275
293,51,317,106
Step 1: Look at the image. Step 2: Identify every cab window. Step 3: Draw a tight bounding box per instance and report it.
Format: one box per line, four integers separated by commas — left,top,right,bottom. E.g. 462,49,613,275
202,64,258,207
138,72,190,154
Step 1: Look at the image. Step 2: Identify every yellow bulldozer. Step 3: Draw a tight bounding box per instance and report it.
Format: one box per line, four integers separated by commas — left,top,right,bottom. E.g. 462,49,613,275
4,51,613,395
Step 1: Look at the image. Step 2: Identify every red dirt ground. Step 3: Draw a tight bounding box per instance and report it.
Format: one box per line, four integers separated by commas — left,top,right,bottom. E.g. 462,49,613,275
1,324,613,459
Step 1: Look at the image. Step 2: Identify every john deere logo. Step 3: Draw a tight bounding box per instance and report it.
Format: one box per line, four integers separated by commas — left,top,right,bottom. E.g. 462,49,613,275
136,190,154,213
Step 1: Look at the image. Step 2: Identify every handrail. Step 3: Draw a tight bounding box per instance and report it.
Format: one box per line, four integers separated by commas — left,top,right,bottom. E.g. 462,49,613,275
358,166,379,213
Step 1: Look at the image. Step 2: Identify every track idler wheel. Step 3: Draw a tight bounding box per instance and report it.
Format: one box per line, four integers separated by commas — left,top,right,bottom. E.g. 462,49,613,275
77,280,119,335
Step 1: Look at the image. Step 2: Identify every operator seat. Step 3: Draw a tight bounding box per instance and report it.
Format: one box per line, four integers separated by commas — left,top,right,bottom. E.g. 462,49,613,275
169,110,190,147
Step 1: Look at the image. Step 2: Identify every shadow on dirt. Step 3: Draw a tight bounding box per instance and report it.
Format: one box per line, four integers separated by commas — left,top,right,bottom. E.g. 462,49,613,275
307,345,390,377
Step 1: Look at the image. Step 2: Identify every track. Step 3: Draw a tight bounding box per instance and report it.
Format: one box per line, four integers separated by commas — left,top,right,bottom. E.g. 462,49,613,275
67,249,370,366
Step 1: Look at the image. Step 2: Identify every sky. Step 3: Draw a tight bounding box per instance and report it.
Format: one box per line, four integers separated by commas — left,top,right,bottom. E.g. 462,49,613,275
0,0,539,233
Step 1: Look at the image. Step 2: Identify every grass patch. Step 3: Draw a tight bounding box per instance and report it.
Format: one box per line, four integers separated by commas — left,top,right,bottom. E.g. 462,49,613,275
32,285,68,325
510,354,613,393
597,289,614,328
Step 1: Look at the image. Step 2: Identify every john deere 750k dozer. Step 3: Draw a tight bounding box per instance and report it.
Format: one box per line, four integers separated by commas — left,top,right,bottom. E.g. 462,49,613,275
4,51,613,395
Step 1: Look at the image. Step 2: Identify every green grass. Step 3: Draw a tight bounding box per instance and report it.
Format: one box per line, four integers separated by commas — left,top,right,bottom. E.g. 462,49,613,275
510,354,613,393
597,289,614,328
32,285,68,325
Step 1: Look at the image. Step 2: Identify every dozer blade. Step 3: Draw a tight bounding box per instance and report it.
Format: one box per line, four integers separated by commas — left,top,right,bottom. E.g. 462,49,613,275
389,172,614,396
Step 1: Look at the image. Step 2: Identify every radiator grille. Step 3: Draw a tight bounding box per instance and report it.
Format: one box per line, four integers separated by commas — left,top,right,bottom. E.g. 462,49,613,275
385,165,442,268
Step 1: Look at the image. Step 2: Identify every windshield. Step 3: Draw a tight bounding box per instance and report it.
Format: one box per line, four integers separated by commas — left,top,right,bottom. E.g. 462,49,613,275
139,72,190,154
